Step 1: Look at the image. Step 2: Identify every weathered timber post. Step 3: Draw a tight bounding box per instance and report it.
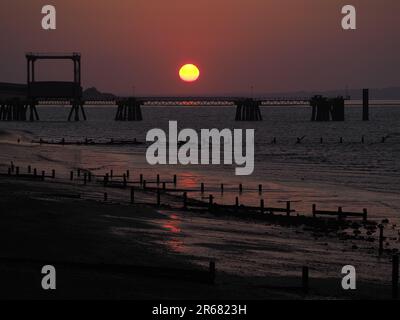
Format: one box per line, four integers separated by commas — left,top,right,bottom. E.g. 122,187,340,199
338,207,343,220
302,266,309,294
157,188,161,207
209,260,216,284
379,225,384,256
130,187,135,204
123,174,127,188
209,195,214,210
286,201,291,216
183,192,187,209
363,89,369,121
363,209,368,222
393,255,399,300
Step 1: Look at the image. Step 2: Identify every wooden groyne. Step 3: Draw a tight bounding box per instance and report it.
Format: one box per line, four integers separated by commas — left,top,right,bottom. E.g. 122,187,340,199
1,164,381,228
31,138,143,146
1,164,399,298
29,134,394,148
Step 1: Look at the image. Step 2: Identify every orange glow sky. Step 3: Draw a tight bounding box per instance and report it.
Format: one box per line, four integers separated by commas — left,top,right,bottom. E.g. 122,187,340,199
0,0,399,96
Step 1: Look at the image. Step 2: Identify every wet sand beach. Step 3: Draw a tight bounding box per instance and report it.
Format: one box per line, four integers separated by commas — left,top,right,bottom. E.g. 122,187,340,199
0,129,399,299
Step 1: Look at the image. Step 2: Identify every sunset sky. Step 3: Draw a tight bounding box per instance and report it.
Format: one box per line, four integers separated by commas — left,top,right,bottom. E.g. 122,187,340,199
0,0,399,96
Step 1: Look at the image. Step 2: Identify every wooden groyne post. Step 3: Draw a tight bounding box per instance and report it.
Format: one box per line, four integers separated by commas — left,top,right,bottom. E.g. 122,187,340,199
156,188,161,207
209,195,214,210
123,174,127,188
363,89,369,121
379,225,384,256
286,201,291,216
302,266,309,294
183,192,187,209
393,255,399,300
130,187,135,204
209,260,216,284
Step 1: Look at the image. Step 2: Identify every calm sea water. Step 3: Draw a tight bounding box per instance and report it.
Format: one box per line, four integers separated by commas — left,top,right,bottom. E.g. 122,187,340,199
1,105,400,218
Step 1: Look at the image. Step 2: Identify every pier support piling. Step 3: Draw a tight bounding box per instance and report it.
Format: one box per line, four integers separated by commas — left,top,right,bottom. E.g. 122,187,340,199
235,99,262,121
115,98,143,121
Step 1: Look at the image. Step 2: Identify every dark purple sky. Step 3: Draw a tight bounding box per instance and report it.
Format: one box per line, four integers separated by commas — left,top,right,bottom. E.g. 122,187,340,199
1,0,399,96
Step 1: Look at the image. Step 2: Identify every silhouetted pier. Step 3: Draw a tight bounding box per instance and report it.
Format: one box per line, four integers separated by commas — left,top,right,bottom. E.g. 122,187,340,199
1,52,375,122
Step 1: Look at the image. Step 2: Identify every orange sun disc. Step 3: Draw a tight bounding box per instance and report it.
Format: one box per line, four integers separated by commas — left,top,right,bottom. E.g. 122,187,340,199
179,64,200,82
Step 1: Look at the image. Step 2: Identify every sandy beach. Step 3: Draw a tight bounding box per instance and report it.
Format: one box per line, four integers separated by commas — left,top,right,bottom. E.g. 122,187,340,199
0,129,398,300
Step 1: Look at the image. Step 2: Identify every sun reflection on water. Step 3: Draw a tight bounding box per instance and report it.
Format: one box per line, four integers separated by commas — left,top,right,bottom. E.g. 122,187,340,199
162,213,185,253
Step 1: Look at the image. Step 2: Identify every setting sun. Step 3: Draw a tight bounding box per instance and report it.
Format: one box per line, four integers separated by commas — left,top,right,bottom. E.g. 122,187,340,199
179,64,200,82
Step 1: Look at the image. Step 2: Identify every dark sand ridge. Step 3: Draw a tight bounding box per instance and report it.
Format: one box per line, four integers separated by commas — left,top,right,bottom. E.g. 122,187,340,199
0,130,398,299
